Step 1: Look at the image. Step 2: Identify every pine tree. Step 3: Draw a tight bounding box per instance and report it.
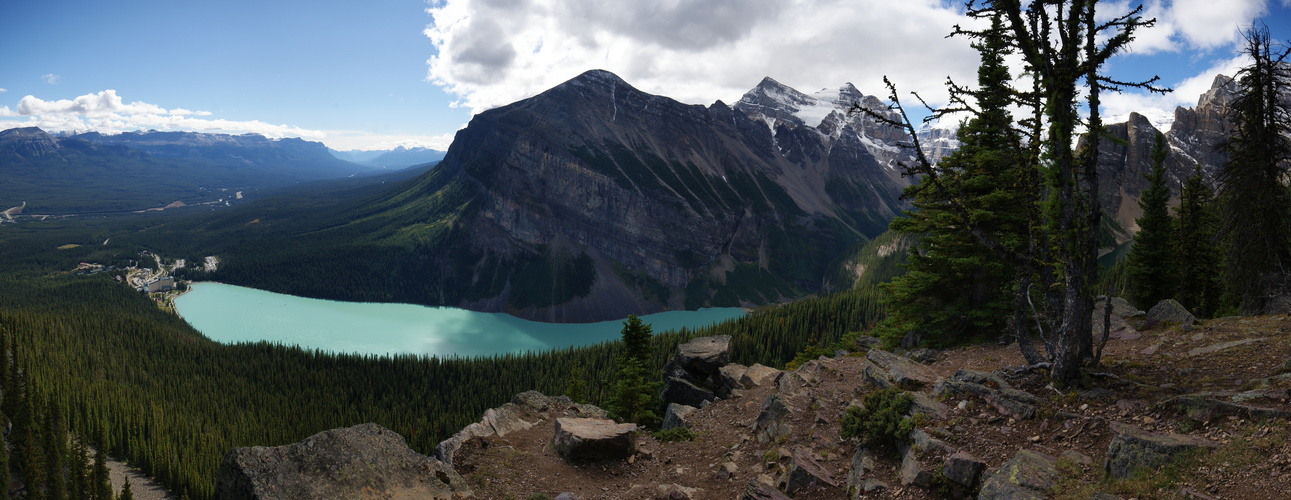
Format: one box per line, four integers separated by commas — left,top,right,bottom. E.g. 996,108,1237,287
0,410,9,500
1126,132,1178,309
116,478,132,500
69,439,89,500
92,424,111,500
879,13,1029,347
619,315,652,365
564,360,587,404
606,357,660,427
1219,24,1291,314
1174,166,1224,316
44,397,68,500
607,317,661,427
14,369,44,500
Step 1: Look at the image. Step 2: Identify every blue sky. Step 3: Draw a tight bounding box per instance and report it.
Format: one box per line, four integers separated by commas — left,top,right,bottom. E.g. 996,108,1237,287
1,0,1287,150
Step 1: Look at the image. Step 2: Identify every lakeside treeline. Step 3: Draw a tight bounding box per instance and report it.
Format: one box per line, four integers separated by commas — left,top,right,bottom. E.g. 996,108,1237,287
0,226,884,499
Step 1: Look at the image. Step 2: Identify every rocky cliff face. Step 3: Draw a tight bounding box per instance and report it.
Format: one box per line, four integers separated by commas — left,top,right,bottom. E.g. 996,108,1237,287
1094,75,1239,239
396,70,913,320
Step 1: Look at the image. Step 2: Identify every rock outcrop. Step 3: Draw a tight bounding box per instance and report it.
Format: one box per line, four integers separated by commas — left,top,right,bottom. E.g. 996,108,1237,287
977,449,1058,500
932,369,1040,419
214,423,472,500
1104,422,1218,479
435,391,605,466
661,336,734,407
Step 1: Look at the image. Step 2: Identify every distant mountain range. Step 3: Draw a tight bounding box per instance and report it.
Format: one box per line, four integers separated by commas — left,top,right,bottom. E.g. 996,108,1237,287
1094,75,1241,244
0,128,368,213
178,70,922,321
330,147,447,169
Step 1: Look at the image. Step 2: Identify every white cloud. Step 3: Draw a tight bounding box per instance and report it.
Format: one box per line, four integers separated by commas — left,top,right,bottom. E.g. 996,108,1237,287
424,0,984,116
0,89,454,151
1123,0,1267,55
0,88,6,93
1100,54,1250,129
41,73,61,85
0,89,324,140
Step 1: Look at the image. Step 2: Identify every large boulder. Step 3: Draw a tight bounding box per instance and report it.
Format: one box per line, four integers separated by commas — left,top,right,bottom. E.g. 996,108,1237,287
716,364,749,397
676,335,732,376
661,403,698,431
215,423,472,500
942,452,987,498
755,394,793,443
1104,422,1218,479
977,449,1058,500
898,445,932,488
1146,299,1197,326
552,418,638,462
1095,296,1145,318
661,375,717,408
866,350,938,389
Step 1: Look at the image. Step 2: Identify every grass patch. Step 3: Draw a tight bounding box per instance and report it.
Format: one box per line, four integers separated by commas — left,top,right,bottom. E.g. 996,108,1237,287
652,427,697,442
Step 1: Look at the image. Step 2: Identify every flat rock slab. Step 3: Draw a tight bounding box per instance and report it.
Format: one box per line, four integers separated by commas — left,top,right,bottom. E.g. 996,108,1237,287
1158,393,1291,422
553,418,638,462
741,480,791,500
866,350,938,389
1104,422,1217,478
215,423,472,500
1093,313,1141,340
978,449,1058,500
932,371,1039,419
1187,338,1266,357
676,335,732,376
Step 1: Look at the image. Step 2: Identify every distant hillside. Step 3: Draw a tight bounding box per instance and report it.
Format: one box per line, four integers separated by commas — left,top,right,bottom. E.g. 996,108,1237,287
330,147,447,169
0,128,368,213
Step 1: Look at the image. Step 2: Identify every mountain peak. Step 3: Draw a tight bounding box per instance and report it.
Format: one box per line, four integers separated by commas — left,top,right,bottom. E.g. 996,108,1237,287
569,69,628,86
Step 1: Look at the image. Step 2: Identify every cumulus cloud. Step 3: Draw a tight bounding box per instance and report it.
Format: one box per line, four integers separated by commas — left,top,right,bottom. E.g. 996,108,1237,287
0,88,7,93
424,0,983,115
0,89,453,151
1101,54,1250,129
0,89,324,140
1117,0,1267,55
41,74,61,85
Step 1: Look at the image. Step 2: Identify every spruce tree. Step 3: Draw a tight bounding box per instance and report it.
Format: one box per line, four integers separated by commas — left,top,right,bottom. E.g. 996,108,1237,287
1126,132,1178,309
564,360,587,404
607,316,661,427
1175,167,1224,316
879,13,1029,346
44,397,68,500
69,439,88,500
606,357,660,427
116,478,132,500
619,315,652,364
0,410,9,500
1219,24,1291,314
92,425,111,500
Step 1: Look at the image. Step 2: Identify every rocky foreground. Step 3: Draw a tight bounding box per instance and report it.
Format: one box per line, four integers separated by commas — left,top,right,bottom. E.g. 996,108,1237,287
218,300,1291,499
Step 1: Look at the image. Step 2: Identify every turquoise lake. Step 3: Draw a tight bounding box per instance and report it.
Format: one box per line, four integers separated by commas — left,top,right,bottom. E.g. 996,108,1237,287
174,282,745,357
